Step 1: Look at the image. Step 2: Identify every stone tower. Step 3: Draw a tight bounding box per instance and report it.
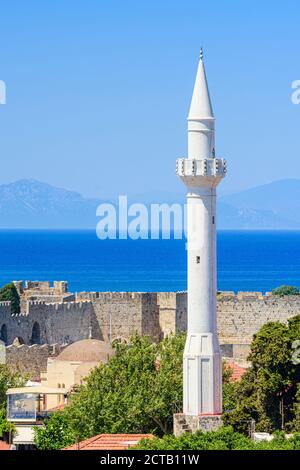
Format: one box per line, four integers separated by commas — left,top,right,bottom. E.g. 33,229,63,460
174,50,227,434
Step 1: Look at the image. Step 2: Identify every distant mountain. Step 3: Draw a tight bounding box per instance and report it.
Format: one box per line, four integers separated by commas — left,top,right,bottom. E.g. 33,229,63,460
130,179,300,229
0,178,299,229
220,179,300,229
0,179,100,228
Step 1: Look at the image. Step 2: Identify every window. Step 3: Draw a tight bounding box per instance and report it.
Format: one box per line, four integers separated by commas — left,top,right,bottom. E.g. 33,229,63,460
31,322,41,344
0,324,7,344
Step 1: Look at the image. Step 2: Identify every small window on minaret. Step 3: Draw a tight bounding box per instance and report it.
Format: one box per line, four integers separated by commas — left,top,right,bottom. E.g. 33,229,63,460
196,256,200,264
212,216,215,224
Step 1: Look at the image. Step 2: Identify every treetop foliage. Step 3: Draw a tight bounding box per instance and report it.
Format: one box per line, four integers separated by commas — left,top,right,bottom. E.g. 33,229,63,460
0,364,25,438
272,285,299,297
134,426,300,450
223,315,300,433
0,282,20,314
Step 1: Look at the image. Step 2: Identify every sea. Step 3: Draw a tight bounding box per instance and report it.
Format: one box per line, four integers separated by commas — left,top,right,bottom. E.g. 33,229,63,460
0,230,299,294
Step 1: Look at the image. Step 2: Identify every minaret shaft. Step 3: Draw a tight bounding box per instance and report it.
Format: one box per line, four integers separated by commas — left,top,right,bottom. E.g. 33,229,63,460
188,124,215,160
176,52,226,416
187,190,217,334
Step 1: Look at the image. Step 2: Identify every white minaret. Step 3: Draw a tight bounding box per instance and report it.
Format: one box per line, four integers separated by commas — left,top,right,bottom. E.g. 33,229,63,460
176,50,227,417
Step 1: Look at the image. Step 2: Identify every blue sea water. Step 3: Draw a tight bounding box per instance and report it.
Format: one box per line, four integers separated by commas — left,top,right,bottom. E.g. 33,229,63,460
0,230,299,293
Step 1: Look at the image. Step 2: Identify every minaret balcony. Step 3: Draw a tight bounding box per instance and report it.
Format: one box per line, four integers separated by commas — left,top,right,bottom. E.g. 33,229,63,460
176,158,227,178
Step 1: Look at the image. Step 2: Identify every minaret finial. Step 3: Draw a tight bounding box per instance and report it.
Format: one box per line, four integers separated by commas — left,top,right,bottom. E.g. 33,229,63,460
188,46,214,120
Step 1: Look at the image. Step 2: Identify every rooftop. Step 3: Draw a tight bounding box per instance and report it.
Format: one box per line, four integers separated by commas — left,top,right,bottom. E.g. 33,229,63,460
64,434,153,450
57,339,114,363
0,441,10,451
225,360,247,381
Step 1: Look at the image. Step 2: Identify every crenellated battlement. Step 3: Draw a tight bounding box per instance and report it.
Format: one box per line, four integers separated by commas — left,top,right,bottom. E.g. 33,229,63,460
217,291,300,302
27,299,91,309
6,343,49,351
14,280,74,312
1,288,300,361
76,291,157,301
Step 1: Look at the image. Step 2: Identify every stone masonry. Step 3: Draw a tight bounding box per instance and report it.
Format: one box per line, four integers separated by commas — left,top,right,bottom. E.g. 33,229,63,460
14,280,74,312
1,283,300,366
173,413,223,437
4,343,63,382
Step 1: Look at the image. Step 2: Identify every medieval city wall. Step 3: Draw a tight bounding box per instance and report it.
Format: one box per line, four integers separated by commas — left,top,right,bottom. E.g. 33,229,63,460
216,293,300,344
4,343,64,381
0,300,93,346
86,292,149,342
14,280,74,311
26,300,93,345
1,292,300,362
5,344,50,381
78,291,162,342
141,294,161,340
157,292,300,345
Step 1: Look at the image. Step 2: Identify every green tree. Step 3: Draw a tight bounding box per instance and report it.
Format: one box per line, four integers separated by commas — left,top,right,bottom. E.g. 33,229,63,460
34,334,243,450
0,283,20,314
222,363,240,413
290,384,300,431
0,364,25,409
0,409,15,440
63,334,185,440
272,285,299,297
135,426,300,450
34,334,186,449
0,365,25,439
34,412,76,450
223,316,300,433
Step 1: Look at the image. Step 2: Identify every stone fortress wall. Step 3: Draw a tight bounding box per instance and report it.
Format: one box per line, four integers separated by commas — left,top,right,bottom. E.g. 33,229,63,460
1,282,300,371
0,299,92,346
3,343,64,382
14,280,74,312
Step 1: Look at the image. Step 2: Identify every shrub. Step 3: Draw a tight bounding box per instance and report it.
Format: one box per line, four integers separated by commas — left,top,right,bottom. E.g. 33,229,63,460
0,283,20,313
272,285,299,297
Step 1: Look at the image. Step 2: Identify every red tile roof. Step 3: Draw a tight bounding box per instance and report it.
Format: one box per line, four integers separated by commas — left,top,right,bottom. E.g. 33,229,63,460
0,441,10,451
225,361,247,381
64,434,153,450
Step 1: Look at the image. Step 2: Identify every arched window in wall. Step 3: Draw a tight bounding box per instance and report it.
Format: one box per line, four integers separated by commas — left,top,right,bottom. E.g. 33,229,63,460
31,322,41,344
0,324,7,345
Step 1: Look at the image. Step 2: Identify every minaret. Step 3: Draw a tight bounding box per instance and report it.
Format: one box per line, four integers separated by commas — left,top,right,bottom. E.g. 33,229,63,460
176,50,227,423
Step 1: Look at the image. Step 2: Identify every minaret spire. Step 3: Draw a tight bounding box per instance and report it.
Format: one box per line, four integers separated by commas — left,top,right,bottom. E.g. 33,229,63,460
187,51,215,160
188,50,214,121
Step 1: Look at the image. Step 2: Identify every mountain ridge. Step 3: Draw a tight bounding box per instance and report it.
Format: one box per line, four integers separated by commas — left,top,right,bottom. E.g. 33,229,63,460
0,178,299,229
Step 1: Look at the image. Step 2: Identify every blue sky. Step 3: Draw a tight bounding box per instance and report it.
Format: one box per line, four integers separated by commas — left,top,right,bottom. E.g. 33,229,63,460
0,0,299,198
